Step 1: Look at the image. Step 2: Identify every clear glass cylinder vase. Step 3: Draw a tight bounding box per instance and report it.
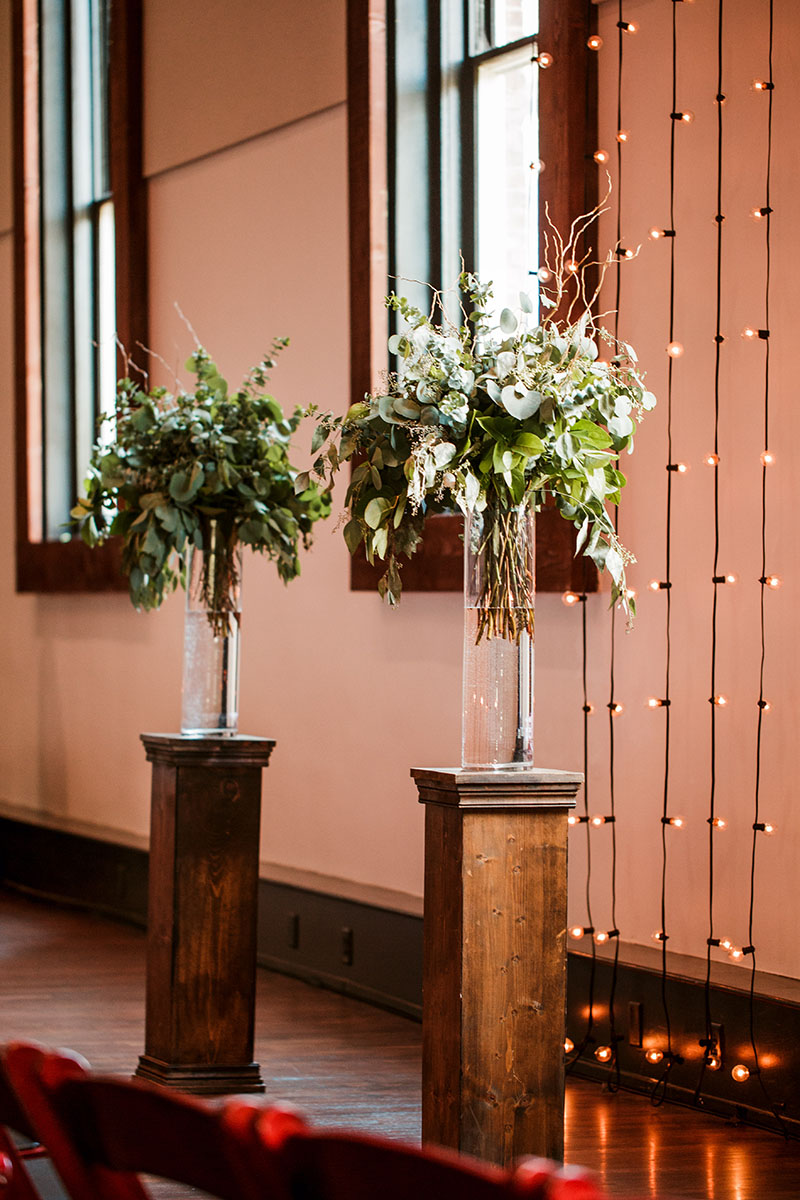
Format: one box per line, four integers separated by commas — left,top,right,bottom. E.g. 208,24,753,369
462,503,535,769
180,524,242,737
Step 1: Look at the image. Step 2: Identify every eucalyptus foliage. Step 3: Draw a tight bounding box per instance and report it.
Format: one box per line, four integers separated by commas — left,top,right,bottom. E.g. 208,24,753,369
310,220,655,637
72,341,330,630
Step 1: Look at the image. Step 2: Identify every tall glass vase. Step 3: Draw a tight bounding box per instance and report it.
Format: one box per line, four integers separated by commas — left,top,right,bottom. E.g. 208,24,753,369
462,503,535,769
180,523,242,737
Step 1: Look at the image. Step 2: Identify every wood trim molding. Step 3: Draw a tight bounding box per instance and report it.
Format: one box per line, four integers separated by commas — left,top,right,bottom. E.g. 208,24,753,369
12,0,147,594
346,0,599,597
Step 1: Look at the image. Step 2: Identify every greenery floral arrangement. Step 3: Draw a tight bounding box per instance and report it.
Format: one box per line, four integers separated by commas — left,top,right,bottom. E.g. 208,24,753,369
71,340,330,633
308,208,655,638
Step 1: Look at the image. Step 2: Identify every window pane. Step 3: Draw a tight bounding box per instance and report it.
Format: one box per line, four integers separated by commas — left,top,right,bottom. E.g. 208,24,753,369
476,44,539,316
38,0,113,538
492,0,538,48
390,0,434,316
97,198,117,428
40,0,75,539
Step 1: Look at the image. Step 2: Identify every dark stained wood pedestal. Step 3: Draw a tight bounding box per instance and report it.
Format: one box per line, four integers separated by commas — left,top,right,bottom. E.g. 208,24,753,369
135,734,274,1094
412,766,582,1168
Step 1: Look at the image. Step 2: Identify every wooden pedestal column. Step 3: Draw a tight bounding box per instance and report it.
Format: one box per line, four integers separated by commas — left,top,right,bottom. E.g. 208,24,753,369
135,734,274,1094
412,766,582,1168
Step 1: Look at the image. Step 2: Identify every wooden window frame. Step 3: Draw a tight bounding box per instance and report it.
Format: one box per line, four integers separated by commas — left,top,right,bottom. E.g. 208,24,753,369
346,0,598,595
13,0,147,592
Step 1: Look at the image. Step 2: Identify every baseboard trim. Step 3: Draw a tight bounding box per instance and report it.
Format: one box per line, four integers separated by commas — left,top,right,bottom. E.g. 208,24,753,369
0,814,796,1136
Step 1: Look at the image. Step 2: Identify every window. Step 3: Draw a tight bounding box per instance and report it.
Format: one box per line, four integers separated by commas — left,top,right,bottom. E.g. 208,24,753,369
13,0,147,591
347,0,598,594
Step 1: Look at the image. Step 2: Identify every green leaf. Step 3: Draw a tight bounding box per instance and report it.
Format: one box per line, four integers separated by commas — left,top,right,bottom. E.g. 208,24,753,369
500,308,518,336
343,518,364,554
501,387,542,420
364,497,391,529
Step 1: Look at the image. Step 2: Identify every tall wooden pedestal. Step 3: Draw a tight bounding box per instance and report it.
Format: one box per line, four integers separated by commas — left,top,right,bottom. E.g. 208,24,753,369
412,767,581,1168
135,734,274,1094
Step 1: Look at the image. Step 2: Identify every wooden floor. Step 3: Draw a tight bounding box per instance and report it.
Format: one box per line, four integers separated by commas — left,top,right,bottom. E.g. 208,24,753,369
1,888,798,1199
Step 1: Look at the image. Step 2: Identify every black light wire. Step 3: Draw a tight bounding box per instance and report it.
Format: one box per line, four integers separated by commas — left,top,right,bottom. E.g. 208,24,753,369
746,0,787,1137
566,580,597,1072
694,0,726,1109
603,0,625,1094
650,0,680,1107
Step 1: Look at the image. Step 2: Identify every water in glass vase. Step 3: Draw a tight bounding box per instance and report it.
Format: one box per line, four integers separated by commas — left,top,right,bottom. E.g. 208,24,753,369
181,611,240,735
462,607,533,768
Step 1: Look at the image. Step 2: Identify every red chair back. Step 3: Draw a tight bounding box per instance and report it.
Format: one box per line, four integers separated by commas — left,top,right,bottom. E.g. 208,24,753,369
0,1059,48,1200
2,1042,302,1200
253,1113,603,1200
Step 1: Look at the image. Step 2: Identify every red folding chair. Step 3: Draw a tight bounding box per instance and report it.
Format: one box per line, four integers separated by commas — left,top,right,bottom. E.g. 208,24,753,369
251,1108,604,1200
0,1059,51,1200
2,1042,303,1200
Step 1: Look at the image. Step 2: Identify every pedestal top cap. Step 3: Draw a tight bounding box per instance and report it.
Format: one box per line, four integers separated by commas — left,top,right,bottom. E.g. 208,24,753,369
140,733,276,767
411,765,582,809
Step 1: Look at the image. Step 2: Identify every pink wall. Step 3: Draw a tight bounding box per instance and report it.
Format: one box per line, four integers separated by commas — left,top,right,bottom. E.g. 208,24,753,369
0,0,797,977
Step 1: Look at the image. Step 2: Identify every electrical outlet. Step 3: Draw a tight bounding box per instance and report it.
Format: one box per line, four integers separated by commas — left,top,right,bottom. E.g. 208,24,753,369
341,926,354,966
287,912,300,950
628,1001,643,1047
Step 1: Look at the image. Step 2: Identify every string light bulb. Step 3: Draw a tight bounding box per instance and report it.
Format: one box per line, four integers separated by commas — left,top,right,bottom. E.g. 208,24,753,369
667,341,684,358
587,35,603,50
593,149,610,165
647,697,669,708
752,79,774,92
645,1049,664,1065
562,591,581,607
609,702,624,716
719,936,732,952
728,945,744,962
594,1045,613,1063
763,575,782,589
617,20,638,34
564,1037,575,1053
757,699,772,713
651,930,667,943
710,694,728,707
537,266,552,282
709,817,728,830
754,821,777,836
594,930,610,944
707,1054,722,1071
617,129,630,143
732,1064,750,1083
569,925,587,940
664,816,685,828
751,206,772,222
566,260,579,274
760,450,776,466
529,159,545,174
704,452,720,467
535,51,553,69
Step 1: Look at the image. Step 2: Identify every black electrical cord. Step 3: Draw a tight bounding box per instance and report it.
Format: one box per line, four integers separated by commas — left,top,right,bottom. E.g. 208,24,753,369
745,0,787,1138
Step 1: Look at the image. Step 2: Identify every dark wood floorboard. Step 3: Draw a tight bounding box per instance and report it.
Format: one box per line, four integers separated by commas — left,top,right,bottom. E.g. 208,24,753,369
1,888,798,1199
